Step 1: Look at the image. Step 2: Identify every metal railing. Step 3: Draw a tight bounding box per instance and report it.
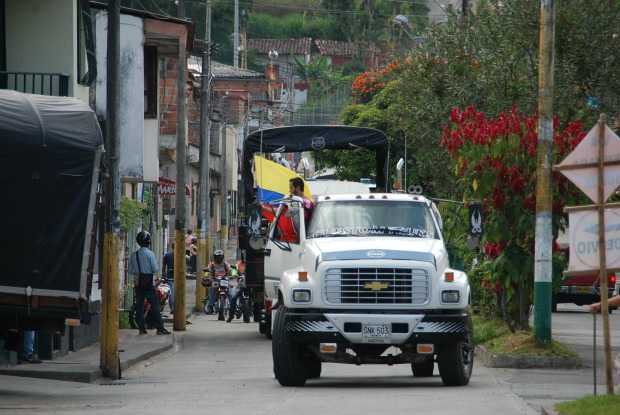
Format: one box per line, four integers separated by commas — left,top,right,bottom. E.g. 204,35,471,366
0,71,70,97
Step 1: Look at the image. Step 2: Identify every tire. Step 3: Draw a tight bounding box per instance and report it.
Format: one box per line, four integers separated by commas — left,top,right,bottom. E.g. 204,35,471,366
243,301,251,323
259,321,267,334
306,356,322,379
218,296,225,321
272,307,307,386
551,299,558,313
265,313,273,339
411,356,434,377
128,305,138,329
437,336,474,386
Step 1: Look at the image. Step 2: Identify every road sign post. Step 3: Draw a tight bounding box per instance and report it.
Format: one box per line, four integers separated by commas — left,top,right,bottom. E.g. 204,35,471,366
557,114,619,394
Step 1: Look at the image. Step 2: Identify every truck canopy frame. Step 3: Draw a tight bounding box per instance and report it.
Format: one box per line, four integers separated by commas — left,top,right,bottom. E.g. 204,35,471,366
0,90,103,303
242,125,390,207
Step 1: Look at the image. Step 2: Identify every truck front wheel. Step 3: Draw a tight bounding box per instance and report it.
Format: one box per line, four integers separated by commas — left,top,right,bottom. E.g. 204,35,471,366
437,337,473,386
272,307,307,386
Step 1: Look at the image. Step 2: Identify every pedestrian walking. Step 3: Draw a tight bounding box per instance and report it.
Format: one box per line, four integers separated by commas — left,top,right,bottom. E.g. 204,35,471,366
162,243,175,314
129,231,170,335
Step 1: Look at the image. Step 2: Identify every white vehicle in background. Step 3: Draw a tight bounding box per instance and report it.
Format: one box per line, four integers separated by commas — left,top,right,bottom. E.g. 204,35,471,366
264,193,473,387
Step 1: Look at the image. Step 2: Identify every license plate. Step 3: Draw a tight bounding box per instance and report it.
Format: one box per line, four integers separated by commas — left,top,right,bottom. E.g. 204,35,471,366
577,286,591,294
362,324,391,342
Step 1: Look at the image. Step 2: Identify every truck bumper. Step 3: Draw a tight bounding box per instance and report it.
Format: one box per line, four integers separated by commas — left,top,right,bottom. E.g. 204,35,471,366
283,310,471,346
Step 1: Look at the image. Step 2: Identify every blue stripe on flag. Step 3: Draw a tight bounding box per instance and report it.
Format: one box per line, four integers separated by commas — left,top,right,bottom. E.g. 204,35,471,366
257,188,284,202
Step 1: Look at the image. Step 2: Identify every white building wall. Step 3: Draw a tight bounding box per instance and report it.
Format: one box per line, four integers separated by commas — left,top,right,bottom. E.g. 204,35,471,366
5,0,81,98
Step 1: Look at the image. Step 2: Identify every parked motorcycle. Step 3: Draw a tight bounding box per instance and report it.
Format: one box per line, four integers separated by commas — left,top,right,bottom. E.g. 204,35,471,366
129,277,171,329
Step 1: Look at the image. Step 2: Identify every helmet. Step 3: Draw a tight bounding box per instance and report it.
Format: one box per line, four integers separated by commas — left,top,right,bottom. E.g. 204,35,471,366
136,231,151,247
213,249,224,262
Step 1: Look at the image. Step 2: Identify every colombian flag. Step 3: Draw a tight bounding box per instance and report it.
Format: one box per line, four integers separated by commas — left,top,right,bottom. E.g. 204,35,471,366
254,155,312,202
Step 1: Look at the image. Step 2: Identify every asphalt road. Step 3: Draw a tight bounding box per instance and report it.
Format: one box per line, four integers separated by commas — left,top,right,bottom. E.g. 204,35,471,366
0,314,536,415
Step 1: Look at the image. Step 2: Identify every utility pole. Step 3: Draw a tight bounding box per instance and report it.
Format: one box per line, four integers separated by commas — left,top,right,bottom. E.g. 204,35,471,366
196,0,212,312
174,0,187,331
233,0,239,68
221,121,228,250
534,0,555,344
101,0,120,379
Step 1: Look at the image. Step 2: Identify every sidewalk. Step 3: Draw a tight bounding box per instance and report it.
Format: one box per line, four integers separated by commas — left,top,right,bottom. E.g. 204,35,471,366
0,329,174,383
493,305,620,411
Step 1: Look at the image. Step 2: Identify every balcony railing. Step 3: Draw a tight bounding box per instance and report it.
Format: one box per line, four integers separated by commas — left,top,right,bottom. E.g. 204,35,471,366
0,71,70,97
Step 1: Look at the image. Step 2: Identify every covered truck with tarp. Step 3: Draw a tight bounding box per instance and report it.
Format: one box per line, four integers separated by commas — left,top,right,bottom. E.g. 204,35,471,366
0,90,103,331
239,125,389,335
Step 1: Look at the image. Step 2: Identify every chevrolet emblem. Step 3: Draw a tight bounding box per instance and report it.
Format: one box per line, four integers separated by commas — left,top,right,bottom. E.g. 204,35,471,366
364,281,390,291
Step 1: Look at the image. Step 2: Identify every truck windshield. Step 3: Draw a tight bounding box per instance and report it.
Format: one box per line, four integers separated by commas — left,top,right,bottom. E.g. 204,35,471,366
307,201,439,239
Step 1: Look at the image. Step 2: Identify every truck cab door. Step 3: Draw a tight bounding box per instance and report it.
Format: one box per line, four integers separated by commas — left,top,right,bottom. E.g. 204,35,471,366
264,199,305,302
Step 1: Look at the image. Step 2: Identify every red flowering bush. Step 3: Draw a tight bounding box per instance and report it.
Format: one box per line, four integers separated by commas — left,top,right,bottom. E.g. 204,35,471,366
441,106,586,328
351,59,404,103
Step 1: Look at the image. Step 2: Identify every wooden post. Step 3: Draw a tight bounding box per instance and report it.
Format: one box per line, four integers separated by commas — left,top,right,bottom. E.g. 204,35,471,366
597,113,614,394
174,0,187,331
100,0,121,379
196,0,212,312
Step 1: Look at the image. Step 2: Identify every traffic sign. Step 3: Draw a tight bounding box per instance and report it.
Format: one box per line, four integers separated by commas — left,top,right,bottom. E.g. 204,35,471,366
557,124,620,203
568,206,620,273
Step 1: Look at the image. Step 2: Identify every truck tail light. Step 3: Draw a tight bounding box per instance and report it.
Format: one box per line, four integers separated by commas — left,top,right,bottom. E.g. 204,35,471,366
444,272,454,282
610,274,617,287
298,271,308,282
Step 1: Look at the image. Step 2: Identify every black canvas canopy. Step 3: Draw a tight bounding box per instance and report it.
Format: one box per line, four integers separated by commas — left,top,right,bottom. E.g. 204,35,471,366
0,91,103,300
242,125,390,206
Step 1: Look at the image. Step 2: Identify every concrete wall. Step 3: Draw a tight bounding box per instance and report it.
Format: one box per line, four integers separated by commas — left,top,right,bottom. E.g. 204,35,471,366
96,11,151,181
5,0,88,99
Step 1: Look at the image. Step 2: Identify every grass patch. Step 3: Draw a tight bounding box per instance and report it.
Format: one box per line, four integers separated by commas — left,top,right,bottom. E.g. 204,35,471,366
485,331,578,359
472,315,510,345
556,394,620,415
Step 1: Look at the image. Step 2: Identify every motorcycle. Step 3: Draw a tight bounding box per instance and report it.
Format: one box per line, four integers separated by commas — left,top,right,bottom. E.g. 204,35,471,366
214,275,230,321
129,277,171,329
228,268,252,323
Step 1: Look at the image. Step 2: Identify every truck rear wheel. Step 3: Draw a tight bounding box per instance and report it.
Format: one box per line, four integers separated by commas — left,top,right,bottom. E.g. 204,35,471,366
272,307,307,386
411,356,434,377
437,337,473,386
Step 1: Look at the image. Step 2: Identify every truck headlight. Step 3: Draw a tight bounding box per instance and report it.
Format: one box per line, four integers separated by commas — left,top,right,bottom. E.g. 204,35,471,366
292,289,312,303
441,290,460,303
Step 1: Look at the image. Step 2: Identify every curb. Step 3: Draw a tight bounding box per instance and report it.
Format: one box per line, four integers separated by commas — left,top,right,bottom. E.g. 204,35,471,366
0,334,175,383
119,336,175,372
541,406,560,415
476,345,582,369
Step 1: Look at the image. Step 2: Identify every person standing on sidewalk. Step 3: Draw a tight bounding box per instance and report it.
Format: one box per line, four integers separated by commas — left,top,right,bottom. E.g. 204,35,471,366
162,243,175,314
129,231,170,335
19,330,41,364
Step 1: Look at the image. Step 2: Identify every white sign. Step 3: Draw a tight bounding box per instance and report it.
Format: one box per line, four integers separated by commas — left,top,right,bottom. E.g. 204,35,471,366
558,124,620,203
568,207,620,272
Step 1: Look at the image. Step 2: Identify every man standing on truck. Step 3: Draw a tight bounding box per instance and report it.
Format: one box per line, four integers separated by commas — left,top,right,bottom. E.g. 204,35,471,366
289,177,313,224
130,231,170,335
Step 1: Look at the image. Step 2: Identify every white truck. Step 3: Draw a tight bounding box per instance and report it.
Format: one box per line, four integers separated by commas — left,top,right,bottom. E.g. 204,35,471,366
264,193,473,386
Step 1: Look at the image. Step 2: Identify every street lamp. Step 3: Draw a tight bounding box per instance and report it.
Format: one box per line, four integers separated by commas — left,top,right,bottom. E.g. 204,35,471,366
393,14,424,46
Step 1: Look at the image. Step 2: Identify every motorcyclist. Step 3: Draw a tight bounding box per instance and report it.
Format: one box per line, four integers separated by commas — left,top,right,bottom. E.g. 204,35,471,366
202,249,231,316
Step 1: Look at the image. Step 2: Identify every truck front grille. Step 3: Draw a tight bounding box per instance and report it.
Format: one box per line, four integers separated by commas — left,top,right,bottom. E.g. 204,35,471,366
324,268,429,305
